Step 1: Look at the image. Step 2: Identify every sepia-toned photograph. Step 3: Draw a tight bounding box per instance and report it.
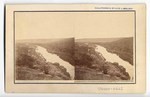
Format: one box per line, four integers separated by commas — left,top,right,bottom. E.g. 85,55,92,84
74,12,134,81
15,11,135,82
15,12,75,80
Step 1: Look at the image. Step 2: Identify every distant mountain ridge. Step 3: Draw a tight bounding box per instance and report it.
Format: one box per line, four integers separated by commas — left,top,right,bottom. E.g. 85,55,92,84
75,38,122,43
16,38,74,43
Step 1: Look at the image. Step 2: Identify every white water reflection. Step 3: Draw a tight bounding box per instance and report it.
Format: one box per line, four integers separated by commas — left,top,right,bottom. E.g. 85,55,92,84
95,45,133,80
36,46,74,79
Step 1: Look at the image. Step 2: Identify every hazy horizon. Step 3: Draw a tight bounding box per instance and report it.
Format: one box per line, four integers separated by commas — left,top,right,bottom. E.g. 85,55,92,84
16,36,133,41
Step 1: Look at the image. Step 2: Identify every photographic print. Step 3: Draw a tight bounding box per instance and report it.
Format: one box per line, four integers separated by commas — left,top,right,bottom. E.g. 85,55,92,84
15,12,135,82
74,12,134,81
15,12,75,80
5,4,146,93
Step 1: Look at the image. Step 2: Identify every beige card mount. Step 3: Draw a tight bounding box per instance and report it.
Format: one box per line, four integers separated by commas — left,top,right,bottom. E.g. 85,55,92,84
5,4,146,93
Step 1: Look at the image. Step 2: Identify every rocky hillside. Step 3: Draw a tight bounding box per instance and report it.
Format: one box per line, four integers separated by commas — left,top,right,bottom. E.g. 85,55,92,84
16,43,71,80
75,42,130,80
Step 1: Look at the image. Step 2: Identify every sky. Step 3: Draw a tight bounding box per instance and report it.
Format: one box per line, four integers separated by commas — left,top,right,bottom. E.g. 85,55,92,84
15,12,134,40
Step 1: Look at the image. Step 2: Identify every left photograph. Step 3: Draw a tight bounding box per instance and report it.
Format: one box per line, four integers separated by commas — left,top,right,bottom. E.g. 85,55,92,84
15,12,75,80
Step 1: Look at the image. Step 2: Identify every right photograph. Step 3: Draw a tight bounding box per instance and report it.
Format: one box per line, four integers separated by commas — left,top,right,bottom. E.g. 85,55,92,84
74,12,135,82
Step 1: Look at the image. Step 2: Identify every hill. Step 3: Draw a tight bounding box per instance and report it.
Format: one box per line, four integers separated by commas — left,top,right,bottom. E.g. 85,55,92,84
76,38,121,43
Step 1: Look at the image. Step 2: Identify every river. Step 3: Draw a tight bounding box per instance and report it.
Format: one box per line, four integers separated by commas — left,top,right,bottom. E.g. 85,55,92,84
35,46,74,79
95,45,133,80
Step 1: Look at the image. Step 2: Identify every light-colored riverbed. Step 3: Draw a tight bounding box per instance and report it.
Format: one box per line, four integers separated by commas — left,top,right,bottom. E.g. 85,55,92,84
35,46,74,79
95,45,133,80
